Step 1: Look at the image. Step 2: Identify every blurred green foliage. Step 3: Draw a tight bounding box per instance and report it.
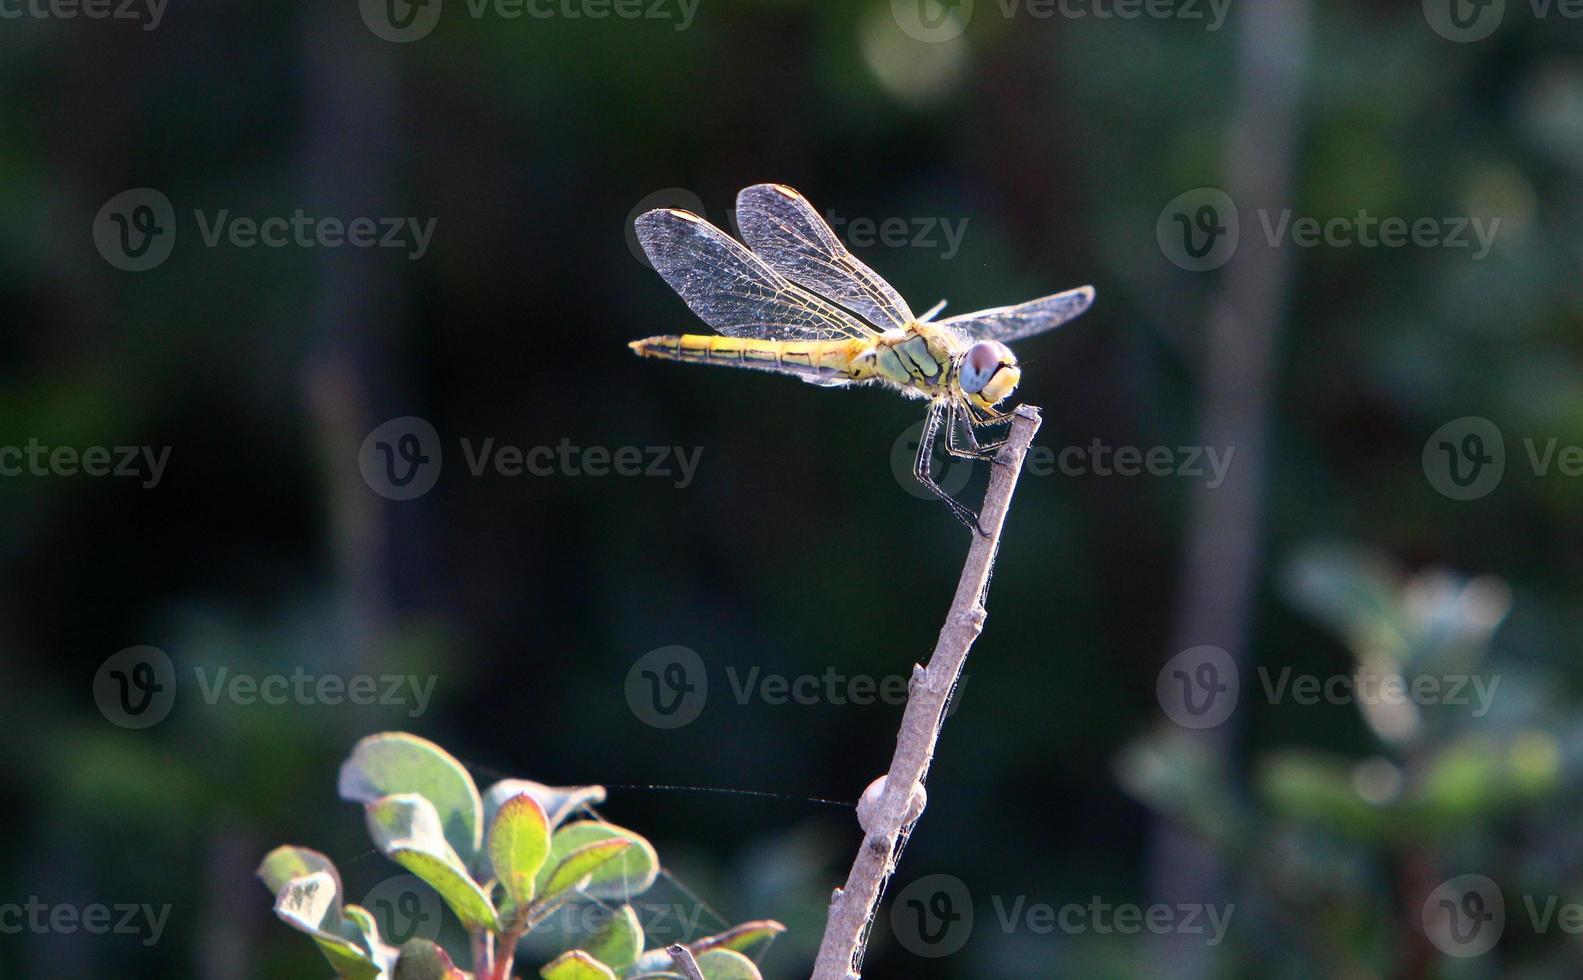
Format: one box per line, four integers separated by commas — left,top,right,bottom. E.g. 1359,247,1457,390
1,1,1581,977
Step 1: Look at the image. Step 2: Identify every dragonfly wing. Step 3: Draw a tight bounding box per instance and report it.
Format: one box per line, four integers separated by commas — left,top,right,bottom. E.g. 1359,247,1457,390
938,285,1095,344
735,183,915,331
636,208,877,341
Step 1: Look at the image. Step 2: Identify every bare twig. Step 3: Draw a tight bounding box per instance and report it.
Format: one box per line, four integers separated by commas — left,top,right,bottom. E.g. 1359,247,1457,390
812,405,1044,979
667,944,707,980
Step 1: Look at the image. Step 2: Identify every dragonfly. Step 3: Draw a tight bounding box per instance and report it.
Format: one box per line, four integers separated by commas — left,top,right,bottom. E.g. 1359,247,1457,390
628,183,1094,533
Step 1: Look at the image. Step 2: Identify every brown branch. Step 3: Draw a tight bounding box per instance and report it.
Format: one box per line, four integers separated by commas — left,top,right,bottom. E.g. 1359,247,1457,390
812,405,1044,979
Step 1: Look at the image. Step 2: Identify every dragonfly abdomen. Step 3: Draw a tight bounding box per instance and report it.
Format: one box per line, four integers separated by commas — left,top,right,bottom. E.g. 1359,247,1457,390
629,334,869,384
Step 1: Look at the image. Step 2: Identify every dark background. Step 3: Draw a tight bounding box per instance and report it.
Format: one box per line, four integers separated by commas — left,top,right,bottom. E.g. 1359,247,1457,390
4,0,1583,976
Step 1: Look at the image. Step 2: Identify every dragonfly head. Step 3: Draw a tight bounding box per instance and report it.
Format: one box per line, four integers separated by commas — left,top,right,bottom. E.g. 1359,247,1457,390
959,340,1021,409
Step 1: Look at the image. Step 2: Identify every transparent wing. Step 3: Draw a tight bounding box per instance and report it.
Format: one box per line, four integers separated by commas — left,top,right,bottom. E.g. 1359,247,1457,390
937,286,1095,344
636,208,877,341
735,183,914,331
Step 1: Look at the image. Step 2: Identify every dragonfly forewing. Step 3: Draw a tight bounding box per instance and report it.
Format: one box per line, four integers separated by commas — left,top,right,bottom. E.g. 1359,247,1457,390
735,183,915,331
635,208,877,342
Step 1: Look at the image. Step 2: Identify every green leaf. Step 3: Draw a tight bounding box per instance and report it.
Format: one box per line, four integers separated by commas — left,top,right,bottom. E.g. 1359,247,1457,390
340,733,485,865
273,872,385,980
394,939,467,979
483,778,606,830
534,822,659,901
541,838,633,901
694,949,762,980
541,949,618,980
584,904,643,969
489,793,552,909
257,846,343,907
342,904,384,949
366,793,499,932
692,920,786,957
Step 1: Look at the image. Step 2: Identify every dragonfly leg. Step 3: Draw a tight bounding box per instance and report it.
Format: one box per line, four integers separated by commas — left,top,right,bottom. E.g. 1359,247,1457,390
916,403,988,535
944,403,1003,461
943,400,1006,462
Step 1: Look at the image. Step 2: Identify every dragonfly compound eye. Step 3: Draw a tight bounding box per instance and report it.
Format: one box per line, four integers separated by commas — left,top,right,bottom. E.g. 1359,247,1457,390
959,341,1014,395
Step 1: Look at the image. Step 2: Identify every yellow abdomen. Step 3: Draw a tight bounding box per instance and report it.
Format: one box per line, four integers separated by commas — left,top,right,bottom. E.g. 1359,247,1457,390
629,334,872,385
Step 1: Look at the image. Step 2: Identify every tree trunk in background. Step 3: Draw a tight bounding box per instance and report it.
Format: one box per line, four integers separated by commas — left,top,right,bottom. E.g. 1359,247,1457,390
1148,1,1310,976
